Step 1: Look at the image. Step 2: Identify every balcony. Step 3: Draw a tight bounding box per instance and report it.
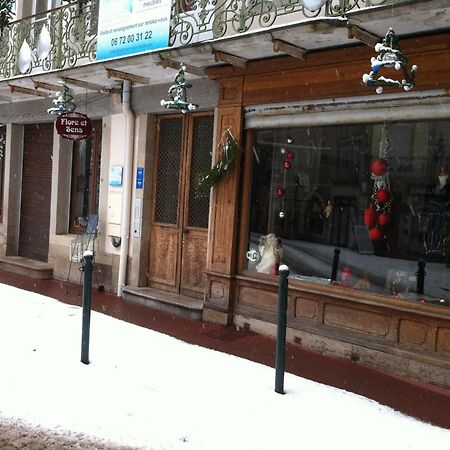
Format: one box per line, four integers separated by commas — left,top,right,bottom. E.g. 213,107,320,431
0,0,447,97
0,0,407,80
0,1,99,79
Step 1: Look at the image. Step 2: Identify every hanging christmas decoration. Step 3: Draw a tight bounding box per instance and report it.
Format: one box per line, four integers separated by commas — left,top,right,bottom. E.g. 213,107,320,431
365,124,393,241
302,0,328,12
36,25,52,60
376,188,390,203
18,40,33,74
47,83,76,116
370,158,388,176
369,227,384,242
276,137,295,219
362,28,417,94
363,203,378,229
0,1,14,34
160,64,198,113
378,211,391,226
195,129,243,191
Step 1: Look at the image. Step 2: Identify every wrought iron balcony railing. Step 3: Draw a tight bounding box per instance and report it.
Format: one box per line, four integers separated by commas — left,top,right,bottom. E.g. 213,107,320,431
170,0,389,46
0,0,389,80
0,0,98,79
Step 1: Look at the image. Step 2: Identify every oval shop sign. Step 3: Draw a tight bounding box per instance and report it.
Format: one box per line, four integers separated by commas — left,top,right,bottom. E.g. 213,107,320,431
56,112,93,141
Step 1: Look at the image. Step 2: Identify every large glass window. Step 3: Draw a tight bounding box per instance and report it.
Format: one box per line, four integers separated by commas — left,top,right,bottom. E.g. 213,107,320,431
246,121,450,308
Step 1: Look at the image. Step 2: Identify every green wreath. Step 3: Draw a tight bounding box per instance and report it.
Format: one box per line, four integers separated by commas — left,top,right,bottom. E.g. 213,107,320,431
196,133,243,191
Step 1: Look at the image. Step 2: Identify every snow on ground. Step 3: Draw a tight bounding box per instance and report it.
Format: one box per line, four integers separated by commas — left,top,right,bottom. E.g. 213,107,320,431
0,283,449,450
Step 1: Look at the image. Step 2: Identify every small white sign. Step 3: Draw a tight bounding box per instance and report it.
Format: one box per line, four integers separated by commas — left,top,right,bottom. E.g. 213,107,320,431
109,165,123,187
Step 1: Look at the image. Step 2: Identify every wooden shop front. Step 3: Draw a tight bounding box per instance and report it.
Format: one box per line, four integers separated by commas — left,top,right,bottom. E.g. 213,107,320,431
202,33,450,388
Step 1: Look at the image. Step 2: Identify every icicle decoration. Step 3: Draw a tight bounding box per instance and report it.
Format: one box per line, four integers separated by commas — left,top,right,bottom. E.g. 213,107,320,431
37,25,52,60
18,40,33,74
302,0,328,12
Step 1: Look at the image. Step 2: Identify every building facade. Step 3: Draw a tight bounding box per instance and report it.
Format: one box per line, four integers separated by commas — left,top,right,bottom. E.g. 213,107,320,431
0,0,449,388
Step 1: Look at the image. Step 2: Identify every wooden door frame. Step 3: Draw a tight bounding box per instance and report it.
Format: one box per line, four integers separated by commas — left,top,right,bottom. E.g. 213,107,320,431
148,112,214,293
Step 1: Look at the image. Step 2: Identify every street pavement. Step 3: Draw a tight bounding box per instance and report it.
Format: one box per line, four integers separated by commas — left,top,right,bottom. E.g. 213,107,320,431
0,267,449,439
0,416,137,449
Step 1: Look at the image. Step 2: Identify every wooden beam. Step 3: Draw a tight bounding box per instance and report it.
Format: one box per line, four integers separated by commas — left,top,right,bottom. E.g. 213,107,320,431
61,76,120,93
105,68,150,85
348,24,381,47
9,84,50,98
272,38,306,60
212,49,247,69
157,55,205,77
32,80,62,92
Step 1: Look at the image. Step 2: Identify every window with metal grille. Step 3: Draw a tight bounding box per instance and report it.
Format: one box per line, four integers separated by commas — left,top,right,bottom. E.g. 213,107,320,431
188,115,214,228
154,118,183,224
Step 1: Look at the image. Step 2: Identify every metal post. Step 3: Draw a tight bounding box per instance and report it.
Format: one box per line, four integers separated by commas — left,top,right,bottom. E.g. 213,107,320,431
81,251,93,365
275,265,289,394
416,259,426,295
331,248,340,282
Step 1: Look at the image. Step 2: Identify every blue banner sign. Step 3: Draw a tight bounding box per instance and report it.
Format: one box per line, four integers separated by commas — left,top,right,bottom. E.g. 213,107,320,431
97,0,171,61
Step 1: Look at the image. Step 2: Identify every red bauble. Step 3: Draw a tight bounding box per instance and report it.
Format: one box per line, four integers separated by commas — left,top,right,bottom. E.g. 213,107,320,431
286,151,295,160
378,212,391,226
369,227,384,241
376,188,390,203
276,187,286,197
371,159,388,176
283,161,291,169
363,204,378,228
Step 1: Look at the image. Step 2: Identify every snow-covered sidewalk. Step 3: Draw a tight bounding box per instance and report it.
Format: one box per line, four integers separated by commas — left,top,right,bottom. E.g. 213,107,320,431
1,283,449,450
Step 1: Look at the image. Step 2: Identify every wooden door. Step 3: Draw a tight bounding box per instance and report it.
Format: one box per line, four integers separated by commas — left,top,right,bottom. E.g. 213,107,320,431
148,113,214,297
19,123,54,262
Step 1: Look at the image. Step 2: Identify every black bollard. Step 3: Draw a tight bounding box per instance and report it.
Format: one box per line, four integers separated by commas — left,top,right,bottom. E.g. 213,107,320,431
81,252,93,365
275,265,289,394
331,248,340,282
416,259,426,295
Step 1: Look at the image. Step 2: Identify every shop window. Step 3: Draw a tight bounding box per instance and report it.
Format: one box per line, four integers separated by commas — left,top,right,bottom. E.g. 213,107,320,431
245,121,450,308
69,120,101,234
0,126,5,222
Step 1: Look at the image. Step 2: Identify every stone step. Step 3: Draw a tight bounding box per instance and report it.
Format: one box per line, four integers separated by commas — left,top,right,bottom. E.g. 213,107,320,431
0,256,53,280
122,286,203,321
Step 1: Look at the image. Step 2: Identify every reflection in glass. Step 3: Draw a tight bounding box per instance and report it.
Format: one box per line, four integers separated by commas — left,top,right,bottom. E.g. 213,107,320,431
246,121,450,307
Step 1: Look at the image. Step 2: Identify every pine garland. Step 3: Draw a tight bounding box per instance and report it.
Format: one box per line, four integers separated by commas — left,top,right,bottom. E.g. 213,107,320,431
196,132,243,191
0,0,14,32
